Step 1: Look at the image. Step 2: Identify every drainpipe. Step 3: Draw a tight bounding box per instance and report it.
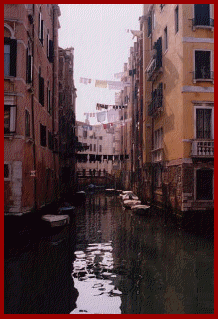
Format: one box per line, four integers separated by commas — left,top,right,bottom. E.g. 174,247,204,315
31,4,37,212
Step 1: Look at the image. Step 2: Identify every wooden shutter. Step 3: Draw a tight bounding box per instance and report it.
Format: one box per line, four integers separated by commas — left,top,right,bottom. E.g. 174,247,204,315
49,40,54,63
148,16,152,37
10,39,17,77
194,4,210,26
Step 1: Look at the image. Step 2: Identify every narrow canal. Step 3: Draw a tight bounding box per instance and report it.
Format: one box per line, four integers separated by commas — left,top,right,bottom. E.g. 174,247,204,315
4,191,214,314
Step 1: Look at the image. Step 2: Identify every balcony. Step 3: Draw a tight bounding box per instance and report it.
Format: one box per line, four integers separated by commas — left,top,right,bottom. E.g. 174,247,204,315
146,56,163,81
192,140,214,157
193,71,214,83
148,95,163,117
151,148,163,163
192,18,214,30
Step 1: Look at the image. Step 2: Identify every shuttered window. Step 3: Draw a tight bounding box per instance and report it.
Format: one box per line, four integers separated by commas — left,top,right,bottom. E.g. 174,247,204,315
25,110,30,137
196,169,213,200
175,6,179,33
4,105,16,134
48,40,54,63
194,4,210,26
195,51,211,80
26,46,33,83
4,38,17,77
196,109,212,139
148,16,152,37
39,69,44,106
40,124,47,147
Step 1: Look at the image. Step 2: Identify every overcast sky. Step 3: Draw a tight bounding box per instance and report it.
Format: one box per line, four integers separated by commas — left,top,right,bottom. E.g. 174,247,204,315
58,4,143,123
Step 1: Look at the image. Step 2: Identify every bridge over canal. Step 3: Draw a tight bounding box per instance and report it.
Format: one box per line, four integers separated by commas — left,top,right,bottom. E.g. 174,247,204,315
77,170,116,188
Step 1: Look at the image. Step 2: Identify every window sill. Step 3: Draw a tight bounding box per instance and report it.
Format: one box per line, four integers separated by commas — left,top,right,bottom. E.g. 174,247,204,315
193,26,214,31
4,133,15,139
193,79,214,84
4,76,15,81
151,147,163,152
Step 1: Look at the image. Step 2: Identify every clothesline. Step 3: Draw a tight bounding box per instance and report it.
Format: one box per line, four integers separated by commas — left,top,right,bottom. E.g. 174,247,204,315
79,77,130,90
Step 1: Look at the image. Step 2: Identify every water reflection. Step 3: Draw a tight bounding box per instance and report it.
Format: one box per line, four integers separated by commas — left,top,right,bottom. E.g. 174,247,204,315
71,192,213,314
71,242,122,314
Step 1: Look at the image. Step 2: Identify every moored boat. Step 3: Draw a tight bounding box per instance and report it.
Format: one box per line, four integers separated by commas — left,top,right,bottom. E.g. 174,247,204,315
123,199,141,209
131,205,150,215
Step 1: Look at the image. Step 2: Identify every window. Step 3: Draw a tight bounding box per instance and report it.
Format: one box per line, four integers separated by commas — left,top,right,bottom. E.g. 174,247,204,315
154,166,162,188
90,144,92,151
48,39,54,63
194,51,212,80
154,128,163,150
99,145,102,152
39,8,44,45
196,168,213,200
196,109,212,139
164,27,168,51
40,123,47,146
47,83,51,114
175,6,179,33
94,144,96,152
4,44,10,76
4,105,16,134
4,163,10,180
99,136,103,140
194,4,212,27
25,110,30,137
152,10,155,30
4,38,17,77
48,130,53,150
26,44,33,83
47,29,49,57
39,68,44,106
149,83,163,116
47,29,54,63
148,15,152,37
83,130,87,139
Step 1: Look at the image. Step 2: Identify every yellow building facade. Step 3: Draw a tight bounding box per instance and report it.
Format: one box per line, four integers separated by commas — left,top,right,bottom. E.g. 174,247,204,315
142,4,214,225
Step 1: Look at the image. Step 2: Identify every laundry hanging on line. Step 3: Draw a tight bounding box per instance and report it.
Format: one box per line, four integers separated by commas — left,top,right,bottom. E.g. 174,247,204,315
80,77,92,84
96,111,107,123
95,80,108,88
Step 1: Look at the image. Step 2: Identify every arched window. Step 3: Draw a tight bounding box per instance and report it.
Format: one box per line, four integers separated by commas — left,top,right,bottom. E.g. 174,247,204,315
4,25,17,77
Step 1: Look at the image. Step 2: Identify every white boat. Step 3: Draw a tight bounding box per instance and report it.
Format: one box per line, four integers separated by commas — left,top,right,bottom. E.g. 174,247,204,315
122,193,139,201
105,188,116,194
41,214,70,227
122,191,134,195
131,205,150,215
123,200,141,209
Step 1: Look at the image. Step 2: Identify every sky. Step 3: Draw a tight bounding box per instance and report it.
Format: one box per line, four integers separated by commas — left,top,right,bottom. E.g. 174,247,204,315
58,4,143,124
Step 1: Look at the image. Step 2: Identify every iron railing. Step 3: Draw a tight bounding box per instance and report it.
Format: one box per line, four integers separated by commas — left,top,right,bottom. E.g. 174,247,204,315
193,70,214,81
192,18,214,28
